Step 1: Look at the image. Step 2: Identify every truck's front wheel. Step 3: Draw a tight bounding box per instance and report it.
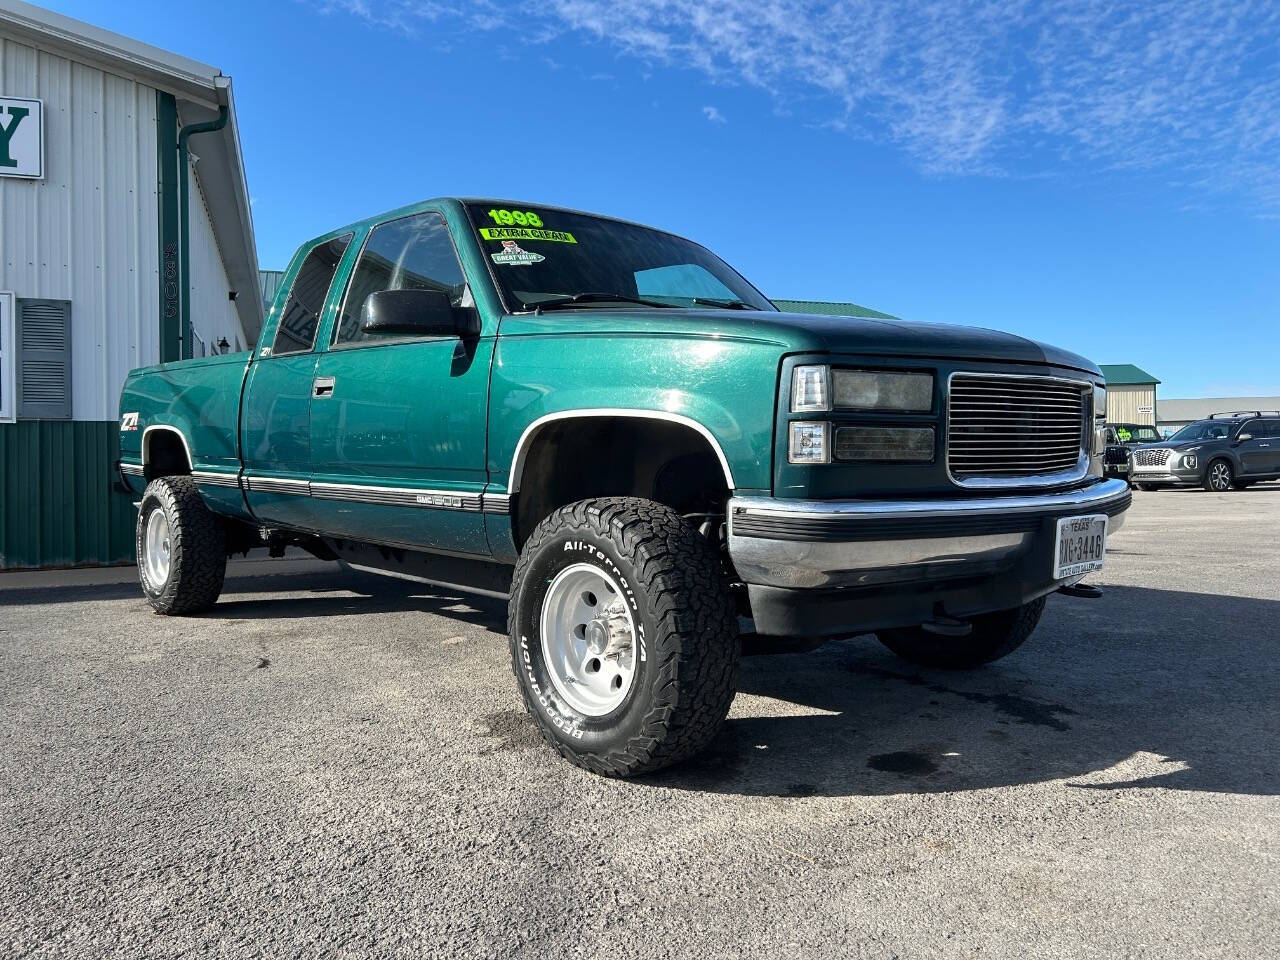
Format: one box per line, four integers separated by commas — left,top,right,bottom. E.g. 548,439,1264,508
508,498,738,776
875,596,1047,669
136,476,227,615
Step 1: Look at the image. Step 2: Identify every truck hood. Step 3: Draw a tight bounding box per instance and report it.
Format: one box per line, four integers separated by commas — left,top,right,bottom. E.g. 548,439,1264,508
503,308,1100,375
762,311,1099,373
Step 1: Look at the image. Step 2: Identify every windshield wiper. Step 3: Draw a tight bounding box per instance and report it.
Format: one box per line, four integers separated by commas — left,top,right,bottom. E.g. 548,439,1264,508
691,297,758,311
528,292,678,313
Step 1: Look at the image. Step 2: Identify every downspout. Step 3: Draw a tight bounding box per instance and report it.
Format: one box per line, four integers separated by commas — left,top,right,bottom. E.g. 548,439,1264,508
177,104,229,360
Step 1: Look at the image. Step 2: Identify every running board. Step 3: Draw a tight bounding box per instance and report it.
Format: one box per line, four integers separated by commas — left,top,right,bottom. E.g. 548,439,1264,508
323,538,514,600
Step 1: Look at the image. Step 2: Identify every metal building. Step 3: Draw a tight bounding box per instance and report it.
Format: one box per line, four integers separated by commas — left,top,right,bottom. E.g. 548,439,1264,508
1157,397,1280,436
0,0,261,568
1098,364,1160,426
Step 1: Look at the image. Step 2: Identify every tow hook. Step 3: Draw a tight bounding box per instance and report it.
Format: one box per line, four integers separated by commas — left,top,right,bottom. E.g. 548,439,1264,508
920,614,973,637
1057,582,1103,599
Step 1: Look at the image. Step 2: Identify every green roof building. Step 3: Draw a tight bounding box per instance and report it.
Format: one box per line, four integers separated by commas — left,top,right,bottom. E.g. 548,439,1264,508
1098,364,1160,426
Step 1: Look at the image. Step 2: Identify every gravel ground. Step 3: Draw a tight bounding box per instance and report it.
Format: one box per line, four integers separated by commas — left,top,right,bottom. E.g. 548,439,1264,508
2,487,1278,959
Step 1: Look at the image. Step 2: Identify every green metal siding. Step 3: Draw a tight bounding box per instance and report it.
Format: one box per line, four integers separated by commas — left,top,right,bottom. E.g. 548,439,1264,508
0,421,136,569
157,92,181,364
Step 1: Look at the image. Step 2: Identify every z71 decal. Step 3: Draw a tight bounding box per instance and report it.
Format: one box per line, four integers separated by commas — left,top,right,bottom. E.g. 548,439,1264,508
120,412,139,432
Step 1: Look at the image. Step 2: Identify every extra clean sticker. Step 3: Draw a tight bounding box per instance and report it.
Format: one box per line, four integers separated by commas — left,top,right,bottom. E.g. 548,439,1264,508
490,241,545,266
480,227,577,244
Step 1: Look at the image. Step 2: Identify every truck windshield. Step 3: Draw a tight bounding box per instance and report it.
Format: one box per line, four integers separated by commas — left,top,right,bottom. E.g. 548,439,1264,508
1167,420,1237,442
465,203,776,313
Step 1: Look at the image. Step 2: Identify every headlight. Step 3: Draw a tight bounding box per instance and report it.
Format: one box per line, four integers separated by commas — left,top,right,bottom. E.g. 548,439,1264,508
1182,454,1198,469
832,369,933,412
788,422,830,463
834,426,934,462
791,365,830,412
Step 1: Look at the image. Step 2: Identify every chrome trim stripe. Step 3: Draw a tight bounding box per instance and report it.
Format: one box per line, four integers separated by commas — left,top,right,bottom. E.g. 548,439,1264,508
309,481,482,511
192,470,240,488
481,492,511,515
245,476,312,496
729,478,1132,524
119,463,145,476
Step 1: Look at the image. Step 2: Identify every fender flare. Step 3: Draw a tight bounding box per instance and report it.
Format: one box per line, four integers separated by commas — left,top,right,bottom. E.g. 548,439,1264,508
507,408,736,494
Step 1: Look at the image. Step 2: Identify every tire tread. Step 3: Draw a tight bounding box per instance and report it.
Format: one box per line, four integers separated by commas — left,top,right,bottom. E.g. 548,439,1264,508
508,497,738,776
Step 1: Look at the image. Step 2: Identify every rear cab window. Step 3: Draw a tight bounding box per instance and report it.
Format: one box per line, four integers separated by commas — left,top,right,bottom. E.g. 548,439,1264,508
269,235,353,355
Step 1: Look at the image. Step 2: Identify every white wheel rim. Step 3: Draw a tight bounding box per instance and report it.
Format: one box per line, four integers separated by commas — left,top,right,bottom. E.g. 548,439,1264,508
539,562,638,716
143,508,172,587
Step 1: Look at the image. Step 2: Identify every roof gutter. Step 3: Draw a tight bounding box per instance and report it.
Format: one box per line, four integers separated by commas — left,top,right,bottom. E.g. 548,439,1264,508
177,103,229,359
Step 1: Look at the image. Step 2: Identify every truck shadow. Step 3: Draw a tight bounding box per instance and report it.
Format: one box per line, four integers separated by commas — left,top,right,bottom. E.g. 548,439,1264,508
648,585,1280,798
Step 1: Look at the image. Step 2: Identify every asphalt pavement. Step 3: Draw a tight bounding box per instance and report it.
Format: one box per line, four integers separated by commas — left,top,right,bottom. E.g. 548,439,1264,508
2,486,1278,958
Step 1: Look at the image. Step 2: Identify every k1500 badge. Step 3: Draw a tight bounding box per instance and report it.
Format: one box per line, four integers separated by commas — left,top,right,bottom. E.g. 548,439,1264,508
120,412,139,432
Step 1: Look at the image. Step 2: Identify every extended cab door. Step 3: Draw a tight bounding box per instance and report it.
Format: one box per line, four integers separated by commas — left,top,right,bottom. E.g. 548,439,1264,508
241,232,354,528
308,210,493,555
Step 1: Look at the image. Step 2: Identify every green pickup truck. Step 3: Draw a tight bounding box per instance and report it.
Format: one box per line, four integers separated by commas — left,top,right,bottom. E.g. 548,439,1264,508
117,198,1130,776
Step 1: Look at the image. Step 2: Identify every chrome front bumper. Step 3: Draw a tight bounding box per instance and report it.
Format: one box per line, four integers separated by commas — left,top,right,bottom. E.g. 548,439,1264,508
727,478,1131,589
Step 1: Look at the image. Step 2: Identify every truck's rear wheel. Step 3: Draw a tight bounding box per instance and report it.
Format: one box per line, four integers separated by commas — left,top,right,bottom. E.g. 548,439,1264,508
508,497,738,776
875,597,1047,669
136,476,227,615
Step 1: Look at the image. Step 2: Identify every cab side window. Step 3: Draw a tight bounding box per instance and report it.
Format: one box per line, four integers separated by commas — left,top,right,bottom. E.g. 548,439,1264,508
271,234,353,355
334,212,467,346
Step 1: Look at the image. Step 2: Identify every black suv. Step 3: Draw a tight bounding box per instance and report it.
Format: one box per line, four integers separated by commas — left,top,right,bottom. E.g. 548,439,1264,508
1129,411,1280,491
1102,422,1162,482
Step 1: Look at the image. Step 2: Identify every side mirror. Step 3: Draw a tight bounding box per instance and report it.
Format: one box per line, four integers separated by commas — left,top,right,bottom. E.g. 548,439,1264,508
1236,433,1253,443
361,288,479,338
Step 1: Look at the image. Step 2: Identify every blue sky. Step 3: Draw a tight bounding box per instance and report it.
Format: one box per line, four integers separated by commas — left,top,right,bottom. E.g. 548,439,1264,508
48,0,1280,397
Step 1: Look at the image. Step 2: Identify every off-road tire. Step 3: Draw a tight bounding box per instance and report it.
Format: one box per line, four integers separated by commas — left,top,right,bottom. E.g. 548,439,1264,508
875,596,1047,669
136,476,227,615
508,497,738,777
1204,458,1234,492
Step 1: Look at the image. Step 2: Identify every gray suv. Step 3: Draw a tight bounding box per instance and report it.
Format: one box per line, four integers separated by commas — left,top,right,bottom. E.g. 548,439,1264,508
1129,412,1280,491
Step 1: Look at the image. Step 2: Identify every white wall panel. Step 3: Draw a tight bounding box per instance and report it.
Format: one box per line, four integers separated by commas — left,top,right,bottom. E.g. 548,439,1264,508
185,156,243,354
1107,385,1157,426
0,36,158,421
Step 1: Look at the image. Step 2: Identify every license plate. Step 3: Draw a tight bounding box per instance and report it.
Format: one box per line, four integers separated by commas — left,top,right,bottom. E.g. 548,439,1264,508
1053,514,1108,580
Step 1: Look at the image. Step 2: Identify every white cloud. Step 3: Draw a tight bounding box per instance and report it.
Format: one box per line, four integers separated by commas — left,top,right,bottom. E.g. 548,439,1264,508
702,105,727,124
314,0,1280,209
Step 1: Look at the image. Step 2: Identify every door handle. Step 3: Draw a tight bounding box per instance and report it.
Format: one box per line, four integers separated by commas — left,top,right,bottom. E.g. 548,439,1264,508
313,376,336,398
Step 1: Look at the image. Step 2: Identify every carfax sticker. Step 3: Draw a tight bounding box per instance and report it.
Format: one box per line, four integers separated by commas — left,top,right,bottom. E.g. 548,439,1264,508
490,241,545,266
480,227,577,244
120,412,139,432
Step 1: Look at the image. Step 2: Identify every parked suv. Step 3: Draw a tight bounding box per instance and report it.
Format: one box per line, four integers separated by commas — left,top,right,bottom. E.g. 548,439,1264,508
1102,423,1161,481
1130,412,1280,491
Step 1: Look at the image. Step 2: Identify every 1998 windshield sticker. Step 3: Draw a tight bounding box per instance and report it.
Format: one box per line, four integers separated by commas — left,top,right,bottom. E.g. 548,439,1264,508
491,241,545,266
480,227,577,244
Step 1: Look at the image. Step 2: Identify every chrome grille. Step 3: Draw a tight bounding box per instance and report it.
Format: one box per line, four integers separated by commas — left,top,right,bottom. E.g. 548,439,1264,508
947,374,1089,483
1133,448,1172,467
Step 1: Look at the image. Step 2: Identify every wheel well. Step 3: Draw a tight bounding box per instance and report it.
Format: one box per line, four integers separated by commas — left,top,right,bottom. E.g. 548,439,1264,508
511,417,730,548
144,429,192,479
